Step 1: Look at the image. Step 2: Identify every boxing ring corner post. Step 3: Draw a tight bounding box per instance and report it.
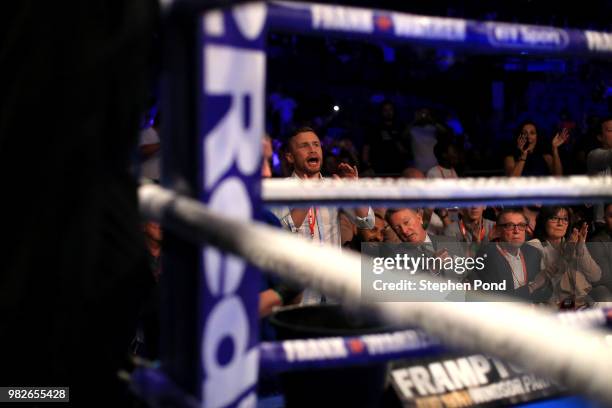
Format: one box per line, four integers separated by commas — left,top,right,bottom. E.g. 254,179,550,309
159,1,268,407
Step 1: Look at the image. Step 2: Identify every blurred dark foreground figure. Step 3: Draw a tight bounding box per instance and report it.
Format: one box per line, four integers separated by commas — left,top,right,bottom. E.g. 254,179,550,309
0,1,158,405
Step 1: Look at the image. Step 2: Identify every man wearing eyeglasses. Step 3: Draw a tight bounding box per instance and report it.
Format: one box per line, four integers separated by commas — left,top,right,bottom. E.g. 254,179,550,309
472,208,550,301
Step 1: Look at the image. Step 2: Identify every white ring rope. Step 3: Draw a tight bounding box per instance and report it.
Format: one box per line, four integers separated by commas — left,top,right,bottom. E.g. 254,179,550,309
139,183,612,405
263,175,612,206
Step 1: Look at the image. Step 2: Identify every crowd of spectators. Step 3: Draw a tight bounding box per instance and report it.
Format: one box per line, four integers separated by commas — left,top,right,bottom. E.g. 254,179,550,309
134,102,612,380
138,103,612,310
244,114,612,311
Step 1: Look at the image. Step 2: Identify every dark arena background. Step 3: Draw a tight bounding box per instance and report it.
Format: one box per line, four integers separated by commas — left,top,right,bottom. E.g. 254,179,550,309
1,1,612,407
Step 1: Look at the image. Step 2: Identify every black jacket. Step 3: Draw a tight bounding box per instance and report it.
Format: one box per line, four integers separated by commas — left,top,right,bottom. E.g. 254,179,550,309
473,243,550,301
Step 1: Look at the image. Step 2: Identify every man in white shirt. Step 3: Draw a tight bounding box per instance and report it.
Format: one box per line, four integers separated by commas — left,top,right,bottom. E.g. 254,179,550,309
273,127,374,303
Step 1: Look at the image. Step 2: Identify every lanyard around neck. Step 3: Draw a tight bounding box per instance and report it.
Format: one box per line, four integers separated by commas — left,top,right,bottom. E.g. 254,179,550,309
307,207,317,239
459,219,486,242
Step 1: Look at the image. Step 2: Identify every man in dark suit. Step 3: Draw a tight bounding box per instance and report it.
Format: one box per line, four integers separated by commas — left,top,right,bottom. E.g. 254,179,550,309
473,208,550,301
385,208,462,277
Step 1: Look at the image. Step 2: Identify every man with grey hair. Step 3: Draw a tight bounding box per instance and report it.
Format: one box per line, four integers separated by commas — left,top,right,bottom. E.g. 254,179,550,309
385,207,457,277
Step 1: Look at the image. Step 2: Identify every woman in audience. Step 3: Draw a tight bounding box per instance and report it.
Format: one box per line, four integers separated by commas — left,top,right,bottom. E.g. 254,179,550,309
528,206,602,309
504,120,569,177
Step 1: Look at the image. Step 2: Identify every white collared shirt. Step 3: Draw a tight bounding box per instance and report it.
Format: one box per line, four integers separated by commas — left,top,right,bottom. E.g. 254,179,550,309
271,172,375,304
272,172,375,247
497,244,526,289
